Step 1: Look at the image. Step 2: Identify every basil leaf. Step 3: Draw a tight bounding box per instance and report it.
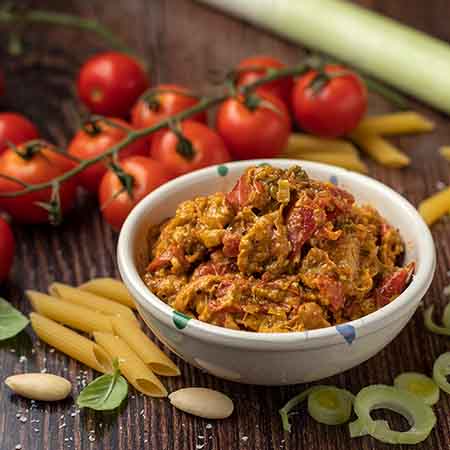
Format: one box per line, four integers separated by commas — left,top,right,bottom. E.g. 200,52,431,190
0,298,29,341
77,359,128,410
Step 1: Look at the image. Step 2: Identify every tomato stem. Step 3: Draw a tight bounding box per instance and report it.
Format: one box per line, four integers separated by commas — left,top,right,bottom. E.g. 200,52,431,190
0,7,136,58
0,59,314,200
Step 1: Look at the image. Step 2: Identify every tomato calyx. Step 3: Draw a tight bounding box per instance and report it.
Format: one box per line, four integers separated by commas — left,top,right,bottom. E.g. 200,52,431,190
243,93,261,111
169,122,196,161
82,118,104,136
307,70,349,96
108,161,135,198
243,93,284,117
13,140,48,160
141,87,202,113
142,92,161,112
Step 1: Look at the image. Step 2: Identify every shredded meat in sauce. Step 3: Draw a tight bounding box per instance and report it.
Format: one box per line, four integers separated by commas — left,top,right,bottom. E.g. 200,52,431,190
143,165,414,333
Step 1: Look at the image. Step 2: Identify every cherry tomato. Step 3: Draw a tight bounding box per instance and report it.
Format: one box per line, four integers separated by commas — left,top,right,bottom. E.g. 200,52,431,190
99,156,172,230
0,141,77,223
291,65,367,137
236,56,293,106
68,118,147,193
0,217,15,282
216,91,291,160
0,113,40,155
150,121,230,176
131,84,207,135
77,52,149,117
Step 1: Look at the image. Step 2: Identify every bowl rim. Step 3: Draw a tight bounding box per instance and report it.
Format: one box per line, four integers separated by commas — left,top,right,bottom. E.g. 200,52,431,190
118,159,436,350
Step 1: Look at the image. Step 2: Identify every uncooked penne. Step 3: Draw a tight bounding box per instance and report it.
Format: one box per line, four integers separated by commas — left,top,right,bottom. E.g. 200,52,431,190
355,112,434,136
49,282,137,324
350,131,410,168
286,151,368,173
27,291,113,334
30,313,112,373
94,332,168,398
79,278,136,310
418,186,450,226
284,133,359,156
111,317,180,377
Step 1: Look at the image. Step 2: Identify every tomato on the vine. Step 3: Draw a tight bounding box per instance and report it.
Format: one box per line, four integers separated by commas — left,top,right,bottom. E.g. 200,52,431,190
0,113,40,155
150,121,230,176
291,65,367,137
99,156,172,230
216,91,291,160
236,56,293,106
0,217,14,282
77,52,149,117
68,118,147,193
0,141,77,223
131,84,207,134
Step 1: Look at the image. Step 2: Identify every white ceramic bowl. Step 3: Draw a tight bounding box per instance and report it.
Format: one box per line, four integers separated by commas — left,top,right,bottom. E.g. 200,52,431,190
118,159,435,386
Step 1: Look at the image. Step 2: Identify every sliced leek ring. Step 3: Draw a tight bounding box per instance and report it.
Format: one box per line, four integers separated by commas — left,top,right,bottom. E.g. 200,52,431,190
394,372,440,405
424,305,450,336
279,385,354,432
350,385,436,444
433,352,450,395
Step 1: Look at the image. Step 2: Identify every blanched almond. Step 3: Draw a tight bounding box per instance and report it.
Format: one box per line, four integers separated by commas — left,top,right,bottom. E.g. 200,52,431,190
168,387,234,419
5,373,72,401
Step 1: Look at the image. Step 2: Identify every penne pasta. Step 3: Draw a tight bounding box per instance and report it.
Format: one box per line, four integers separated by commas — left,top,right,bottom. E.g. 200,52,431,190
350,131,410,168
439,146,450,161
30,313,112,373
418,186,450,226
27,291,113,334
94,332,168,398
79,278,136,310
286,150,368,173
111,317,180,377
355,112,434,136
49,283,138,324
284,133,359,156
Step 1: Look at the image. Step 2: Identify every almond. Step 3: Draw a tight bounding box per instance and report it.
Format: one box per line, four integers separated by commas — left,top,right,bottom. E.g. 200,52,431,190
168,387,234,419
5,373,72,401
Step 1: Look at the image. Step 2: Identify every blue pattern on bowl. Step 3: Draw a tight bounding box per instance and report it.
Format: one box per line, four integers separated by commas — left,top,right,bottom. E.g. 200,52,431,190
336,324,356,345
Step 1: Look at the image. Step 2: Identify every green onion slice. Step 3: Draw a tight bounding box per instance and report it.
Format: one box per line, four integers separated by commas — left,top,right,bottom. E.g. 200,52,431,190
279,385,354,432
350,385,436,444
424,305,450,336
394,372,440,405
433,352,450,394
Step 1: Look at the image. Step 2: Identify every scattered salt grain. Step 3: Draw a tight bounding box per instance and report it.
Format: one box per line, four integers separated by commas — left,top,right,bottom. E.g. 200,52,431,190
436,181,446,190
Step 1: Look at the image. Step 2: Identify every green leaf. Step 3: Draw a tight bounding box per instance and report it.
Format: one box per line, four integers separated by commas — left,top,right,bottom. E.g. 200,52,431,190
0,298,29,341
77,359,128,410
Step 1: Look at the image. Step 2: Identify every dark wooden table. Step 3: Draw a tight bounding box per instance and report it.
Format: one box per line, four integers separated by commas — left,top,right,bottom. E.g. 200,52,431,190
1,1,449,449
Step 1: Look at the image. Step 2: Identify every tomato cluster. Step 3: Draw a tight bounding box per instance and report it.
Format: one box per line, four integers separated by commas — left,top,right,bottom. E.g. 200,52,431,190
0,51,368,283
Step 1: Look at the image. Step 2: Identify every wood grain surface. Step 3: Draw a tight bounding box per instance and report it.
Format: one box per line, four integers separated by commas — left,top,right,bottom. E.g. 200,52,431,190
0,1,449,449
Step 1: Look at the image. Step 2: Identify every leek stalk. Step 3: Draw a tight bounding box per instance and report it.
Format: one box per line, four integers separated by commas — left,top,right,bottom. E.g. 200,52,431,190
198,0,450,114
